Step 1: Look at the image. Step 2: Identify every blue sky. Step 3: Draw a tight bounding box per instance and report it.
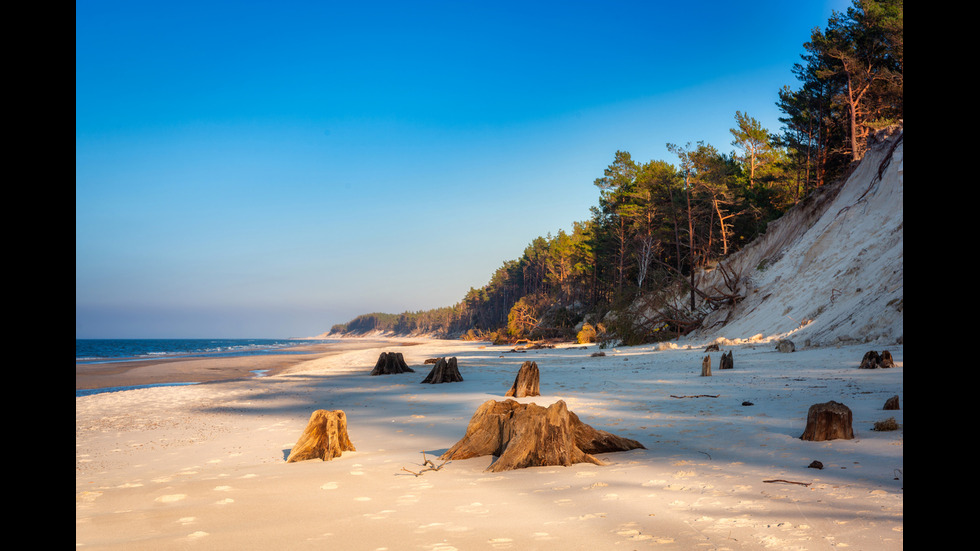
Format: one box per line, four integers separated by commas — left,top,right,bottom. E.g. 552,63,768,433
76,0,853,338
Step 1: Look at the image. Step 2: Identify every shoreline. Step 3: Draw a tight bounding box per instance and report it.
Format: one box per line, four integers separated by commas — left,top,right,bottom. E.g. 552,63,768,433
75,338,417,391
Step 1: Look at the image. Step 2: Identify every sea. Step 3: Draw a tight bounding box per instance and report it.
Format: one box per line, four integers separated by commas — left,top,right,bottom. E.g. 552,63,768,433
76,338,339,397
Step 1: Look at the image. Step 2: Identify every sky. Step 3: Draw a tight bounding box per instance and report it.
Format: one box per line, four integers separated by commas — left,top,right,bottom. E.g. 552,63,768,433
76,0,853,339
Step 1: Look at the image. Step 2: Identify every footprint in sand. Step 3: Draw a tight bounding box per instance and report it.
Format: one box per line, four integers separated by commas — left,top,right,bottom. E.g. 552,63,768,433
156,494,186,503
178,517,196,525
185,531,208,540
321,482,338,490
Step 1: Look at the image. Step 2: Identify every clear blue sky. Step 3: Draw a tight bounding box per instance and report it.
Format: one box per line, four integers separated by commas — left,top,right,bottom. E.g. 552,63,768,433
76,0,852,339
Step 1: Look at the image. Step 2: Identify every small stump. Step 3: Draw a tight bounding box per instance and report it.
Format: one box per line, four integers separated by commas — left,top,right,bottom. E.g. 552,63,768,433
440,399,645,472
883,395,900,410
800,401,854,441
701,355,711,376
776,339,795,353
371,352,415,376
505,361,540,397
719,350,733,370
421,357,463,384
286,409,356,462
859,350,895,369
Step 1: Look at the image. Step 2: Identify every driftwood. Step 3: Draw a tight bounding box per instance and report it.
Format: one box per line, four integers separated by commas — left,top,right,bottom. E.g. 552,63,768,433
505,361,540,397
370,352,415,376
440,399,645,472
286,409,356,462
763,479,811,487
800,401,854,441
420,357,463,384
401,451,449,476
719,350,733,370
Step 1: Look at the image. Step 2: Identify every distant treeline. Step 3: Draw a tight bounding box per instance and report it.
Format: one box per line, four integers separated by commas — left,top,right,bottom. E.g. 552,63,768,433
331,0,902,344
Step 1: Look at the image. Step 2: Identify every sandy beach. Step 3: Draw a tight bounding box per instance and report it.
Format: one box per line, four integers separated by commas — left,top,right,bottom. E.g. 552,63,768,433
76,336,903,550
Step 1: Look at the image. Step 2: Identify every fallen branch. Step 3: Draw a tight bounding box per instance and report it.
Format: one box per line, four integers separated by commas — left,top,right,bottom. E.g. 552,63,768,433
401,451,450,477
763,479,811,487
670,394,720,399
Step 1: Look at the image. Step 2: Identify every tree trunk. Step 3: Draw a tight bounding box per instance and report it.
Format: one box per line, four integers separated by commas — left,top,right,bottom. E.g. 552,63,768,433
370,352,415,376
420,357,463,384
286,409,356,462
719,350,733,370
505,361,540,397
440,399,644,472
800,401,854,441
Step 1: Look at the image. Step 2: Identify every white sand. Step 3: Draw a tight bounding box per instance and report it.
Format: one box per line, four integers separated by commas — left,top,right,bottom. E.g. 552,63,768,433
77,130,902,549
76,337,903,550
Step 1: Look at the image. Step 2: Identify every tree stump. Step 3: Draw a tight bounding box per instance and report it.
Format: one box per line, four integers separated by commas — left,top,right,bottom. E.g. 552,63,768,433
440,399,645,472
776,339,795,353
883,395,900,410
421,357,463,384
701,355,711,376
286,409,356,462
799,401,854,441
370,352,415,375
859,350,881,369
719,350,733,370
505,361,540,397
880,350,895,368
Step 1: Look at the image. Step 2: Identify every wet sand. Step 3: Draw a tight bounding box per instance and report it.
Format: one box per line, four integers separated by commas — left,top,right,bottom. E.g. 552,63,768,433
75,339,415,391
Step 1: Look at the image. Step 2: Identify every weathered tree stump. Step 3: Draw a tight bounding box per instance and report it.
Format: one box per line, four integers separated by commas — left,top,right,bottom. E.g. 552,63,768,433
719,350,734,370
370,352,415,375
776,339,795,353
704,343,720,352
421,357,463,384
286,409,356,462
440,399,645,472
880,350,895,368
701,355,711,376
859,350,881,369
505,361,540,397
800,401,854,441
883,395,900,410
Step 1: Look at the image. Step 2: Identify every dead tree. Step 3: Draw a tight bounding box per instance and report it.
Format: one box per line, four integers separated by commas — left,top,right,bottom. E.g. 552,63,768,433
719,350,733,370
420,357,463,384
370,352,415,376
286,409,356,462
505,361,540,397
440,399,644,472
800,401,854,441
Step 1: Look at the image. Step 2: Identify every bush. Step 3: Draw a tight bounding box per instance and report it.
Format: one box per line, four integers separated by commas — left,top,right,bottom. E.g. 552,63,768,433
577,323,597,344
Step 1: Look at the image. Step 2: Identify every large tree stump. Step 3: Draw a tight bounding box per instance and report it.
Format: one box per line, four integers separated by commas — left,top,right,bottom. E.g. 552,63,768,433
286,409,356,462
720,350,733,370
370,352,415,375
800,401,854,441
421,357,463,384
505,361,540,397
440,399,644,472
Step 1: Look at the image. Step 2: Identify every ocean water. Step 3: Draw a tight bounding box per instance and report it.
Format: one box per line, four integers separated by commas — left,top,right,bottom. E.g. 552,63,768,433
76,338,339,364
75,338,339,397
